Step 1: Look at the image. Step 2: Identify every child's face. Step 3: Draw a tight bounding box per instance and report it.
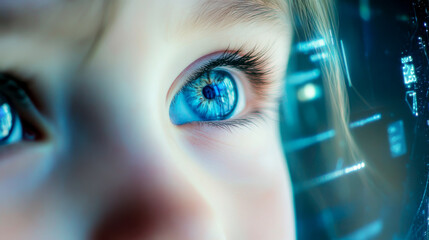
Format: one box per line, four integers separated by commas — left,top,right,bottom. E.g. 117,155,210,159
0,0,295,239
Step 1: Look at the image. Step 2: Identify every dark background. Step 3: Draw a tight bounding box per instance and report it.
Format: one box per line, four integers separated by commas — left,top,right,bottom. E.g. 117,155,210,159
281,0,429,239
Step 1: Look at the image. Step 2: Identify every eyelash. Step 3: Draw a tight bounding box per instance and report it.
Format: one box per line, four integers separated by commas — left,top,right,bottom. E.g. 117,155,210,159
180,48,277,130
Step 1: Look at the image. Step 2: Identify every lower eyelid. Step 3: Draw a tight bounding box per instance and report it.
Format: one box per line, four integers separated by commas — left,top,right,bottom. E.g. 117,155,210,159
0,141,54,194
0,141,50,164
181,110,270,133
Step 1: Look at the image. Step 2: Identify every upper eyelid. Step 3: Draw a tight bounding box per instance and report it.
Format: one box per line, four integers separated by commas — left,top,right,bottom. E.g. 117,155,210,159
0,75,31,104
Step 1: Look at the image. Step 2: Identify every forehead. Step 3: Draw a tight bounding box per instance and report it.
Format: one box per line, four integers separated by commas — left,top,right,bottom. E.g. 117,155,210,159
0,0,286,8
0,0,288,23
0,0,291,68
0,0,290,44
0,1,103,38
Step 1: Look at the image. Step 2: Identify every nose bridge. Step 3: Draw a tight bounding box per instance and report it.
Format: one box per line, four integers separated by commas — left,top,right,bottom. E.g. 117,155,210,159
60,0,176,186
66,65,170,166
64,0,172,159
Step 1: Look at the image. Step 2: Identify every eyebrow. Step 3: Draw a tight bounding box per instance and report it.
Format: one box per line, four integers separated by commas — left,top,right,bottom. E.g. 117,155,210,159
182,0,289,34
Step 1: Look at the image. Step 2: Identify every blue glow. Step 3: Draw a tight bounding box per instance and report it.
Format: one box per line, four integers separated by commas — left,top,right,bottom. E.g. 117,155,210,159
349,113,382,129
402,63,417,85
387,121,407,158
359,0,371,21
287,69,321,85
297,39,326,52
0,99,22,145
294,161,366,193
340,40,353,87
310,52,329,62
344,161,366,174
170,70,238,125
0,103,13,139
405,91,418,116
285,130,336,152
401,55,417,86
339,219,383,240
297,83,321,102
286,114,382,152
401,56,413,63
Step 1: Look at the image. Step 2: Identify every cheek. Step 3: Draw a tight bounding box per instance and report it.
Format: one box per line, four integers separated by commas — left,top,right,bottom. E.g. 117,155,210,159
0,143,55,202
174,123,291,239
178,123,286,182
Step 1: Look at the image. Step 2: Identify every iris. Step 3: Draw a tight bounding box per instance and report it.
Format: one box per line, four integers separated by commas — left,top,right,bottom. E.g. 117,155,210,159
0,94,23,144
170,69,238,125
0,97,14,140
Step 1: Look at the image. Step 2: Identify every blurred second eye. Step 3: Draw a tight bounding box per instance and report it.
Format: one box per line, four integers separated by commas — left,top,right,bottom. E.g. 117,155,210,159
0,73,46,146
0,96,22,145
169,69,241,125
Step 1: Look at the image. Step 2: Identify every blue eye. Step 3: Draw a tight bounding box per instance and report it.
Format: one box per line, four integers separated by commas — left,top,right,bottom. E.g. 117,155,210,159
169,69,239,125
0,96,22,144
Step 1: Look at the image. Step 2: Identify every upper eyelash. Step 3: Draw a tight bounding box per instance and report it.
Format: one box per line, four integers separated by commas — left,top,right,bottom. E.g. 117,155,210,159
184,48,273,96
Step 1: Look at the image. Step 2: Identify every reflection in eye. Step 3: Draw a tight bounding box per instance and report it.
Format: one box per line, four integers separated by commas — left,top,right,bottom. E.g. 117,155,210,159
0,96,22,144
170,69,239,125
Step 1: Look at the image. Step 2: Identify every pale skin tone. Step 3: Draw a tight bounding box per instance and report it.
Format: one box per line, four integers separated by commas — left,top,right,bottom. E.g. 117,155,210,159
0,0,295,239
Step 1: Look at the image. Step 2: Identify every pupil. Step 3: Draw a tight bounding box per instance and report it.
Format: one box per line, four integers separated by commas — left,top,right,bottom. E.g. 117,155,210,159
203,85,216,99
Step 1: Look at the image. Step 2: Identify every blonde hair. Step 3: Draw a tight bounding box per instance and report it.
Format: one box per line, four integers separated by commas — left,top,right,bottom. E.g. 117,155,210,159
284,0,364,236
287,0,362,162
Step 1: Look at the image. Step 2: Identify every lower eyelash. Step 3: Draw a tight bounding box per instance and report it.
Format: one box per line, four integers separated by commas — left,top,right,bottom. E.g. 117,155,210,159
194,109,274,132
